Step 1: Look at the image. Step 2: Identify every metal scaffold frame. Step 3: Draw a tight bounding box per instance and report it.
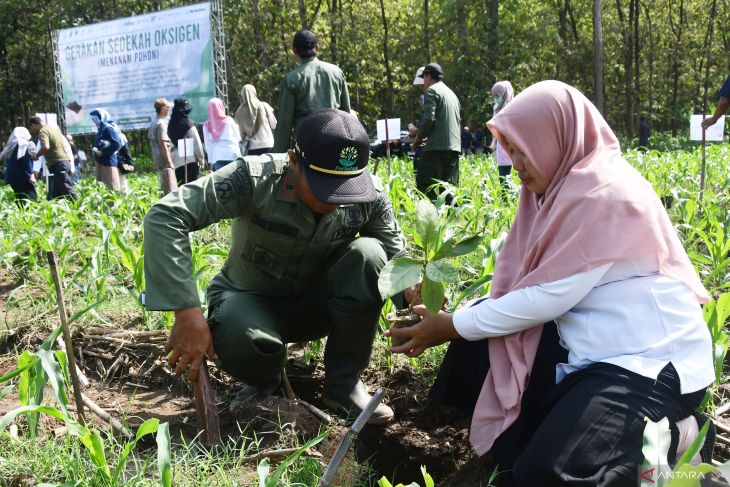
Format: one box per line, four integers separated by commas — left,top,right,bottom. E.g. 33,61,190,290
50,29,66,132
210,0,229,109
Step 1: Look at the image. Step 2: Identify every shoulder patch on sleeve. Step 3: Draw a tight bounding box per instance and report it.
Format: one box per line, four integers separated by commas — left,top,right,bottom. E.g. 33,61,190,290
215,163,253,203
371,191,395,225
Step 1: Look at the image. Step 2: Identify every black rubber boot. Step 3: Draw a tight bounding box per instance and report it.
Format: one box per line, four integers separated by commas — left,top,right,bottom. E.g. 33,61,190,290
322,303,393,425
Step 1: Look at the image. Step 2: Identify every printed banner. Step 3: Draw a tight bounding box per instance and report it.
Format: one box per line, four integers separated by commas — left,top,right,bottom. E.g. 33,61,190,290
57,2,214,134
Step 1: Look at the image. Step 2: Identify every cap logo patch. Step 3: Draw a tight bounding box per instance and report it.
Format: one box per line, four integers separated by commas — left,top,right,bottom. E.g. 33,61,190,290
338,146,358,169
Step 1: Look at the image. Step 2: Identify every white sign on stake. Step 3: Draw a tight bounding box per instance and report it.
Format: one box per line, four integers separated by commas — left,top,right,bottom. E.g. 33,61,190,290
690,115,725,141
376,118,401,142
177,138,196,163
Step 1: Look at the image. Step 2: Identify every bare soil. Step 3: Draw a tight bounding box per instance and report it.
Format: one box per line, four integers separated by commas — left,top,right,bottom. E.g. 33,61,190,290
2,272,727,487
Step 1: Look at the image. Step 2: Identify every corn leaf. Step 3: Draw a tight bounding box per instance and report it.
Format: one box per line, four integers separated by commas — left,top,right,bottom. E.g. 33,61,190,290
157,421,172,487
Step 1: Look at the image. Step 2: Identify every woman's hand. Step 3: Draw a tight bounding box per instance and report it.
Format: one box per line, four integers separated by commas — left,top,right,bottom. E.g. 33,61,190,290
386,305,460,357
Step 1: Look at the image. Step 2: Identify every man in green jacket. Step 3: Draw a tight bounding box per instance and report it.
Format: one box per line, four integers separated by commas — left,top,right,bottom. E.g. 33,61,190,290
144,109,407,424
273,30,351,153
412,63,461,202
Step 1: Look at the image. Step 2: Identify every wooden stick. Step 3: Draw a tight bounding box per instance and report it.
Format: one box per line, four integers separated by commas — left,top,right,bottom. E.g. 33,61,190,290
47,251,86,424
716,433,730,446
298,399,333,424
193,362,221,446
700,120,707,198
81,393,132,438
714,401,730,417
55,336,90,387
280,369,332,423
281,369,296,400
713,418,730,435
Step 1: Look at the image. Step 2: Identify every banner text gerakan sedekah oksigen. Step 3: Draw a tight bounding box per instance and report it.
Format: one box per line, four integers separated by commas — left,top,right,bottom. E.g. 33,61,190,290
57,2,215,134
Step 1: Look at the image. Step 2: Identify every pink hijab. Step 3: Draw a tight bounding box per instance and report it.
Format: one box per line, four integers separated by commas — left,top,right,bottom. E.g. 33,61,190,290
204,98,230,141
470,80,709,455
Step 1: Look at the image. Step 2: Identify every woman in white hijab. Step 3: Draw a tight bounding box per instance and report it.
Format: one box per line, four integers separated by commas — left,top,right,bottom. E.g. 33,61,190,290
0,127,38,200
490,81,515,188
234,84,277,155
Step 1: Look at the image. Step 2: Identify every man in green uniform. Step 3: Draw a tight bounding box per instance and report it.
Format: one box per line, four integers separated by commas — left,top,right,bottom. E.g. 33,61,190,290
412,63,461,203
273,30,351,153
144,109,407,424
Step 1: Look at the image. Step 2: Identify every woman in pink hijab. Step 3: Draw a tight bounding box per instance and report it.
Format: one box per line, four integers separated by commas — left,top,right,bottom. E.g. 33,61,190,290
203,98,242,171
388,80,714,485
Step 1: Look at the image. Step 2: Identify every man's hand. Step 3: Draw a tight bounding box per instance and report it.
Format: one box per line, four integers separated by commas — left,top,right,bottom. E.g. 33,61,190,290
701,116,719,129
165,306,217,382
386,305,459,357
29,173,36,183
404,283,421,307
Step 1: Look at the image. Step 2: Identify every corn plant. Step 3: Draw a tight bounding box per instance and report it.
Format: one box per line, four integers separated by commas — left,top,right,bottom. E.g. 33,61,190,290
256,430,327,487
378,466,435,487
0,327,172,486
701,293,730,411
641,416,717,486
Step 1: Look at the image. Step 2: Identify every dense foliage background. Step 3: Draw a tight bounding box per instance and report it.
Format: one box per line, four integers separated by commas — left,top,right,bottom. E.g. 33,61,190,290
0,0,727,143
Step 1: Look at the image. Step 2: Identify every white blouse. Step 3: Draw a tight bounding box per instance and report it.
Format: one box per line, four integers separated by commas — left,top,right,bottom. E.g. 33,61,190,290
203,120,242,164
452,258,714,394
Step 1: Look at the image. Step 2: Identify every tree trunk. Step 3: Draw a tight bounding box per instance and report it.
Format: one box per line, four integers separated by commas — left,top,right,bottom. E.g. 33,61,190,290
631,0,641,123
250,0,269,68
455,0,467,45
328,0,338,63
298,0,308,29
593,0,604,114
669,0,685,136
616,0,633,139
487,0,499,88
642,0,655,120
423,0,430,62
702,0,718,114
378,0,394,115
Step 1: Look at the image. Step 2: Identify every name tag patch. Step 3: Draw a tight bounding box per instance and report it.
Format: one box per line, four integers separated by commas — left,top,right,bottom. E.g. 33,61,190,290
252,214,299,237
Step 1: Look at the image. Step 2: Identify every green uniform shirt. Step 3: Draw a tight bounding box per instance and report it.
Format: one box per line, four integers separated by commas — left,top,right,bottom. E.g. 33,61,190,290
273,57,351,153
143,153,405,311
417,81,461,153
38,125,69,164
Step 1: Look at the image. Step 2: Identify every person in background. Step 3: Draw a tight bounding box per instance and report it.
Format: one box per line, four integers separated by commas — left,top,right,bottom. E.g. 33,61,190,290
29,116,78,200
168,98,205,186
273,30,350,152
474,127,485,154
701,75,730,129
66,134,80,183
203,98,242,172
461,126,473,155
638,116,650,151
491,81,515,189
412,63,461,202
89,109,124,192
0,127,37,201
235,84,277,155
148,98,176,194
408,67,427,169
390,81,714,485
